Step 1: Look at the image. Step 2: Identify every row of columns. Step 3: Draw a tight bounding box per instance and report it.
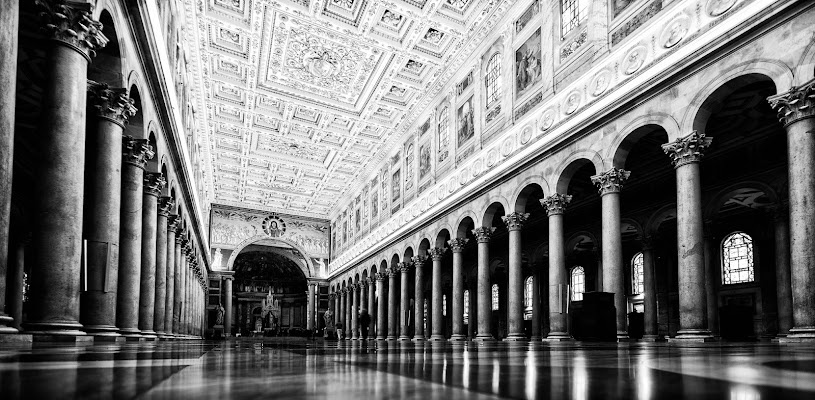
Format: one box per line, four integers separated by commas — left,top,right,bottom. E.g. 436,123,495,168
0,1,207,338
329,78,815,341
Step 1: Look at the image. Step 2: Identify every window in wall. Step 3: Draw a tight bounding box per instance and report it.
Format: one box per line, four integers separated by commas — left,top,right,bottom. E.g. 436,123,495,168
632,252,644,295
438,106,449,162
491,284,499,310
570,266,585,301
443,294,447,316
524,276,533,320
722,232,755,284
463,289,470,324
485,53,502,107
561,0,589,36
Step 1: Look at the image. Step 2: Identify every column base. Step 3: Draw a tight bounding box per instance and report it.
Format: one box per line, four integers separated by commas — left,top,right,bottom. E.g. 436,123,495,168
428,335,446,341
504,334,528,342
32,334,94,344
668,329,715,343
411,336,426,342
386,335,398,341
0,333,33,343
530,336,543,341
777,327,815,342
0,314,18,333
616,332,630,342
542,332,573,342
398,336,412,341
376,336,387,341
83,325,120,336
473,334,495,342
93,335,126,343
641,335,667,342
449,334,467,342
23,321,86,336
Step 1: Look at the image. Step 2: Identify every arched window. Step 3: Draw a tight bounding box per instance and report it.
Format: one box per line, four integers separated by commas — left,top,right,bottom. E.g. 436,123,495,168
632,252,644,295
485,53,501,107
570,266,585,301
443,294,447,316
438,106,449,162
463,289,470,324
524,276,533,320
491,284,499,310
722,232,755,284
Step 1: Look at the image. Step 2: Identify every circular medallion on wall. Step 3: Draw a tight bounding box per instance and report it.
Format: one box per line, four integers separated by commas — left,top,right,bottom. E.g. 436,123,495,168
262,215,286,238
501,137,514,157
487,148,499,167
448,178,456,194
539,109,555,132
706,0,738,16
623,46,647,75
472,158,483,177
564,92,581,115
661,16,689,48
591,70,611,97
520,125,533,144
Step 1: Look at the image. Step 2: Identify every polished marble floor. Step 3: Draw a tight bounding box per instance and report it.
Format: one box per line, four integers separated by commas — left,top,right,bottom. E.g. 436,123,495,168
1,338,815,399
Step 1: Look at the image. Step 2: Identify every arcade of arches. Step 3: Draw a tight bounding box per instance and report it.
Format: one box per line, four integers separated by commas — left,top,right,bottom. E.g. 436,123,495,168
1,0,815,399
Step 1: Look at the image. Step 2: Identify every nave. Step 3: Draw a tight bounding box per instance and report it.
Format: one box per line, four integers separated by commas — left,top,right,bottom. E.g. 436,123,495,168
2,340,815,399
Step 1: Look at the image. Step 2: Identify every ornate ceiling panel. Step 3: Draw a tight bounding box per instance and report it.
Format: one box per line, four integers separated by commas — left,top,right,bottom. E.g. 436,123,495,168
188,0,514,216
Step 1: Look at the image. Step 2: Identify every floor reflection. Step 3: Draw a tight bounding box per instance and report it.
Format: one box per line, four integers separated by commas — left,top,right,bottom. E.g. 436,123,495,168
0,340,814,399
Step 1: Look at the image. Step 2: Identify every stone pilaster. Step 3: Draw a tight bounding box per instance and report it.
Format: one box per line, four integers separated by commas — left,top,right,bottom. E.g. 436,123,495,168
472,227,495,341
541,194,573,341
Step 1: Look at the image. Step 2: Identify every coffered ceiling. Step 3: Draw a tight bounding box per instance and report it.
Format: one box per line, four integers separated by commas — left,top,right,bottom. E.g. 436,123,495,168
187,0,516,217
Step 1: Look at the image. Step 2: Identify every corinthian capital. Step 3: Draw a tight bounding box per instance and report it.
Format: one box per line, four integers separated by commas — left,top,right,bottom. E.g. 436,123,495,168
502,212,530,231
661,131,712,168
376,273,387,282
144,172,167,197
428,247,446,260
158,196,174,216
472,227,496,243
87,81,137,127
448,238,469,252
540,194,572,216
768,78,815,127
399,262,413,273
37,0,108,60
412,255,428,266
168,214,180,232
591,168,631,195
122,136,154,169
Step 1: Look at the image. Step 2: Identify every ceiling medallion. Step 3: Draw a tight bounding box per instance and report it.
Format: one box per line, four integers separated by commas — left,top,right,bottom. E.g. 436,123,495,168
381,10,402,28
262,215,287,238
405,59,424,73
424,28,444,45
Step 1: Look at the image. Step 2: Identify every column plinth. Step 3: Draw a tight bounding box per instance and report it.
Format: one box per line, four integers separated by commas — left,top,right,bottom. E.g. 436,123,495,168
472,228,495,341
541,194,573,341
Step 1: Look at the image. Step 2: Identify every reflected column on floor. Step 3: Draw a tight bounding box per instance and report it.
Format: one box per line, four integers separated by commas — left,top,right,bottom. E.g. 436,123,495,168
592,168,631,341
662,132,714,341
473,227,495,341
503,212,529,341
429,247,446,341
24,1,107,335
80,82,136,336
541,193,573,341
412,255,427,341
769,79,815,341
449,238,468,341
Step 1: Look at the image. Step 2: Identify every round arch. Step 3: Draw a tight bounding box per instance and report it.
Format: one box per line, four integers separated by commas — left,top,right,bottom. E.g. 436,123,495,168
510,175,550,212
645,204,678,236
552,151,606,193
608,114,679,168
704,181,779,220
225,234,316,278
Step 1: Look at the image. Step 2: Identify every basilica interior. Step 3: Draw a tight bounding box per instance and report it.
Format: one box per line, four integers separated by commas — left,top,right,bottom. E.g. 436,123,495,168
1,0,815,399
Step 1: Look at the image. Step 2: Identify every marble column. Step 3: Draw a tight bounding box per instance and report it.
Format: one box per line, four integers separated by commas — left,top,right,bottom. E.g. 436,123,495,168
115,138,154,336
703,221,719,337
0,0,19,334
429,247,446,341
360,279,368,318
224,275,233,337
769,80,815,340
23,1,108,335
412,255,427,341
503,212,529,341
333,291,340,334
339,288,346,337
366,278,376,333
399,262,412,340
473,228,495,341
7,237,28,330
153,196,173,337
376,273,387,340
387,267,399,340
591,168,631,340
770,203,793,337
531,271,542,340
641,236,662,341
172,232,185,335
307,282,315,332
164,216,179,336
541,194,573,341
351,284,359,340
138,172,165,337
662,132,714,341
80,82,136,336
448,239,468,341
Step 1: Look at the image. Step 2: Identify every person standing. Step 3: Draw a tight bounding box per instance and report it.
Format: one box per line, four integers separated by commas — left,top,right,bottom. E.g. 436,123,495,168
359,309,371,340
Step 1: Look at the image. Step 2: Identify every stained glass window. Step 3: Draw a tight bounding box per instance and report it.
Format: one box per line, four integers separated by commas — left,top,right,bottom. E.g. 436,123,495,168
632,252,644,295
491,284,499,310
463,289,470,324
722,232,755,284
524,276,533,320
485,53,501,106
570,266,585,301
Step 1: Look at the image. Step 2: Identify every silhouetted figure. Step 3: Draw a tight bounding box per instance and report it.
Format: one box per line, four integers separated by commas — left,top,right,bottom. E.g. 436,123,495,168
359,309,371,340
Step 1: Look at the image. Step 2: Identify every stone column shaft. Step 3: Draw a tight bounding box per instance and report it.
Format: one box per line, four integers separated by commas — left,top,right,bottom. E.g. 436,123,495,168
172,235,184,335
663,132,713,341
503,213,529,341
542,194,572,341
531,272,542,340
387,269,398,340
641,239,661,340
306,283,315,331
24,1,107,335
399,263,411,340
0,0,19,333
138,173,165,337
376,275,387,340
7,239,27,330
772,205,793,336
473,229,494,341
153,197,172,336
164,217,178,335
225,277,233,336
351,285,359,340
449,240,467,341
429,248,445,341
367,279,375,334
412,257,426,341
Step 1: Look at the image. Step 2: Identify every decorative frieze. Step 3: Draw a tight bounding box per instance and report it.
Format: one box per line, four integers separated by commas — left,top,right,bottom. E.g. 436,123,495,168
540,194,572,216
37,0,108,59
87,81,137,127
122,137,154,169
661,131,713,168
611,0,663,46
514,91,543,120
448,238,469,252
472,226,496,243
591,168,631,195
767,79,815,127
